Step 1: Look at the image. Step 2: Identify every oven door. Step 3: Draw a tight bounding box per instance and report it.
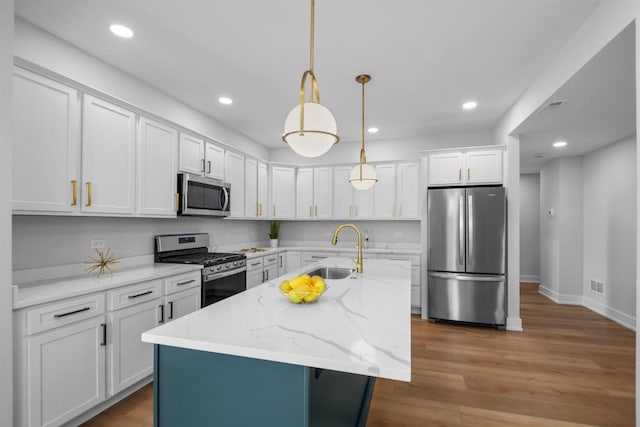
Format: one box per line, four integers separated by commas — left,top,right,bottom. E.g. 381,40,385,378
178,173,230,217
202,268,247,307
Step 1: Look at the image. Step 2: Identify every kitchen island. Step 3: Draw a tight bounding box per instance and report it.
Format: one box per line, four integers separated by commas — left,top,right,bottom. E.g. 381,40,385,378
141,257,411,426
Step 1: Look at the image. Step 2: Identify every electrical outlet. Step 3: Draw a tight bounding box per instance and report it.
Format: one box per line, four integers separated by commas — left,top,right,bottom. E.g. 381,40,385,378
91,240,105,249
393,232,402,238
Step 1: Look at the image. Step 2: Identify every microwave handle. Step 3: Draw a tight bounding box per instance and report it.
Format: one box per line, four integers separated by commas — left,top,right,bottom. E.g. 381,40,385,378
221,187,230,211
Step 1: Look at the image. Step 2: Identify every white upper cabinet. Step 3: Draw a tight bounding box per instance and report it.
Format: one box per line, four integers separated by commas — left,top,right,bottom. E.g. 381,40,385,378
296,168,314,219
245,158,258,218
204,142,225,180
296,167,332,219
374,163,397,219
82,95,136,215
397,162,419,219
271,166,295,219
137,117,178,217
332,166,353,219
13,67,81,213
257,162,268,219
178,133,205,175
465,150,503,184
353,185,375,219
225,151,245,218
429,149,502,186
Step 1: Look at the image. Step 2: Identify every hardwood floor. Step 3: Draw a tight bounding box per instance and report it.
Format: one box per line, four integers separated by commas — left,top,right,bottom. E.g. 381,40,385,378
82,283,635,426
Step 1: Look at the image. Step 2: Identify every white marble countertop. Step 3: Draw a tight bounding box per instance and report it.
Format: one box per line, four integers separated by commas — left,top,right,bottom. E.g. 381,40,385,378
13,263,203,310
142,257,411,382
234,245,421,259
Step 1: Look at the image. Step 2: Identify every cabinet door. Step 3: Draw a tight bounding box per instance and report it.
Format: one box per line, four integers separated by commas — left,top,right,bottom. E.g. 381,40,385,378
353,186,374,219
166,287,201,321
296,168,314,219
137,117,178,216
179,133,205,175
465,150,503,184
271,166,295,219
225,151,245,218
257,162,269,218
205,142,225,180
245,158,258,218
333,166,354,219
286,251,301,273
373,163,397,219
277,252,287,277
82,95,136,214
264,265,278,282
108,299,161,396
428,152,464,186
27,316,106,427
246,269,264,289
313,167,333,219
13,67,81,213
397,162,419,219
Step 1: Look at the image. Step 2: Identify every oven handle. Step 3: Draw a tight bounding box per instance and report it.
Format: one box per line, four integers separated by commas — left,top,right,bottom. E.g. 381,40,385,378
205,266,246,282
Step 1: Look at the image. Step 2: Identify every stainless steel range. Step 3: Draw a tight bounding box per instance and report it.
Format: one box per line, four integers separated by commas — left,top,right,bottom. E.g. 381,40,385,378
154,233,247,307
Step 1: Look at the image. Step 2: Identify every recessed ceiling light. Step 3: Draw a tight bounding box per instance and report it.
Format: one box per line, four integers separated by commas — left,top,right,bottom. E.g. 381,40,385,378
367,127,379,134
462,101,477,110
553,141,567,148
110,24,134,39
218,97,233,105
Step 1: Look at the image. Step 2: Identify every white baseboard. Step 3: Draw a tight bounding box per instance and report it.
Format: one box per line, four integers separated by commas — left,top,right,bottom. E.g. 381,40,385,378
520,275,540,283
538,286,636,331
506,317,523,331
583,297,636,331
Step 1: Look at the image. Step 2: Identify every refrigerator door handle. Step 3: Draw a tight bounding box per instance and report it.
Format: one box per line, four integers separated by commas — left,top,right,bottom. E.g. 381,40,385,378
429,272,504,282
458,195,464,266
467,194,473,266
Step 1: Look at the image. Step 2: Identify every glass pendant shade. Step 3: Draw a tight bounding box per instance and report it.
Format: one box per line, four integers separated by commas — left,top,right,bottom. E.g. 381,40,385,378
349,163,377,190
283,102,338,158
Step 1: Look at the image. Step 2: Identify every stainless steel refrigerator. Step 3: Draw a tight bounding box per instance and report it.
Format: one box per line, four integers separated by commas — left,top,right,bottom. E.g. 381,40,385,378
427,186,506,327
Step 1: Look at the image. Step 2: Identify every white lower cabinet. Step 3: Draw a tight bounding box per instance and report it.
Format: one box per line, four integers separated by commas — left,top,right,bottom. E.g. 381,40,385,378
246,257,265,289
108,299,161,396
277,252,287,276
263,254,278,282
286,251,301,273
14,270,202,427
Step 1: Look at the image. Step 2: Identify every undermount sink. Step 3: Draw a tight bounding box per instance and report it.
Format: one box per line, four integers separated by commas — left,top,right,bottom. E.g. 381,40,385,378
305,267,355,280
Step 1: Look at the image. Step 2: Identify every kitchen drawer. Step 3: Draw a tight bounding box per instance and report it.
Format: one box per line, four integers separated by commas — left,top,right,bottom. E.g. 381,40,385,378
263,254,278,267
27,293,106,335
247,257,264,272
411,285,421,307
377,254,420,266
107,280,163,311
164,271,201,295
302,252,338,265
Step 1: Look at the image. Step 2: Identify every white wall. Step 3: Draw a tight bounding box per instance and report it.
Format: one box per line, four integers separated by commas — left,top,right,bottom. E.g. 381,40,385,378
13,216,266,271
279,221,420,247
14,18,269,161
519,174,540,282
269,130,494,165
582,136,636,326
539,157,583,301
0,0,13,424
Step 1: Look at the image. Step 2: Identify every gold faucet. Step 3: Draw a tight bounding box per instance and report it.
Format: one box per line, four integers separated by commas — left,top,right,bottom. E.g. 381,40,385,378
331,224,363,273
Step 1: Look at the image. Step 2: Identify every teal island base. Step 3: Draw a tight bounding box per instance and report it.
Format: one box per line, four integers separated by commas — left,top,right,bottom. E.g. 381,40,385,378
153,345,376,427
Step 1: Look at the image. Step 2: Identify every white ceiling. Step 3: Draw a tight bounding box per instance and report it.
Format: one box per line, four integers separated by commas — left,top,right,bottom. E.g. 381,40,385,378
516,23,636,174
16,0,601,149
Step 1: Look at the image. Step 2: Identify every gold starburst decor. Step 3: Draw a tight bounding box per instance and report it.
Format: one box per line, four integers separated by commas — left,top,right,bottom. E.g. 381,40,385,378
86,248,120,278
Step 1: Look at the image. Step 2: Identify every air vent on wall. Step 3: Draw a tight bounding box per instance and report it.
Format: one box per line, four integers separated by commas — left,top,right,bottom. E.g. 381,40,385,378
590,279,605,295
537,99,568,114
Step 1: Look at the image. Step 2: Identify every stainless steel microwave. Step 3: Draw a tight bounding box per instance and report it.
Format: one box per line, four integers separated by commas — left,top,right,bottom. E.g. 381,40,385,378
177,173,230,217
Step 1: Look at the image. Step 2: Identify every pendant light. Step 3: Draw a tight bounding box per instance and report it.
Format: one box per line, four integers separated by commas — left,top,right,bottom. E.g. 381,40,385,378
350,74,377,190
282,0,339,157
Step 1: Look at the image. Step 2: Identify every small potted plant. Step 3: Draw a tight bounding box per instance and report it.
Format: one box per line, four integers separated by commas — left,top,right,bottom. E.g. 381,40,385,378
269,220,281,248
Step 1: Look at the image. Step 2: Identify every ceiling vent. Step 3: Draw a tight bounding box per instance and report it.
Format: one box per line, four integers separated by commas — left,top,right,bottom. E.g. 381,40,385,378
537,99,568,114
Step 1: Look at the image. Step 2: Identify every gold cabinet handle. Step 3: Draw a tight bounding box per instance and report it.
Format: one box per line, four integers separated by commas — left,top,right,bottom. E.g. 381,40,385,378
86,182,92,207
256,202,259,216
468,168,471,181
458,168,462,181
175,193,179,212
315,205,318,217
71,180,77,206
349,205,352,217
259,203,262,216
309,206,313,217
